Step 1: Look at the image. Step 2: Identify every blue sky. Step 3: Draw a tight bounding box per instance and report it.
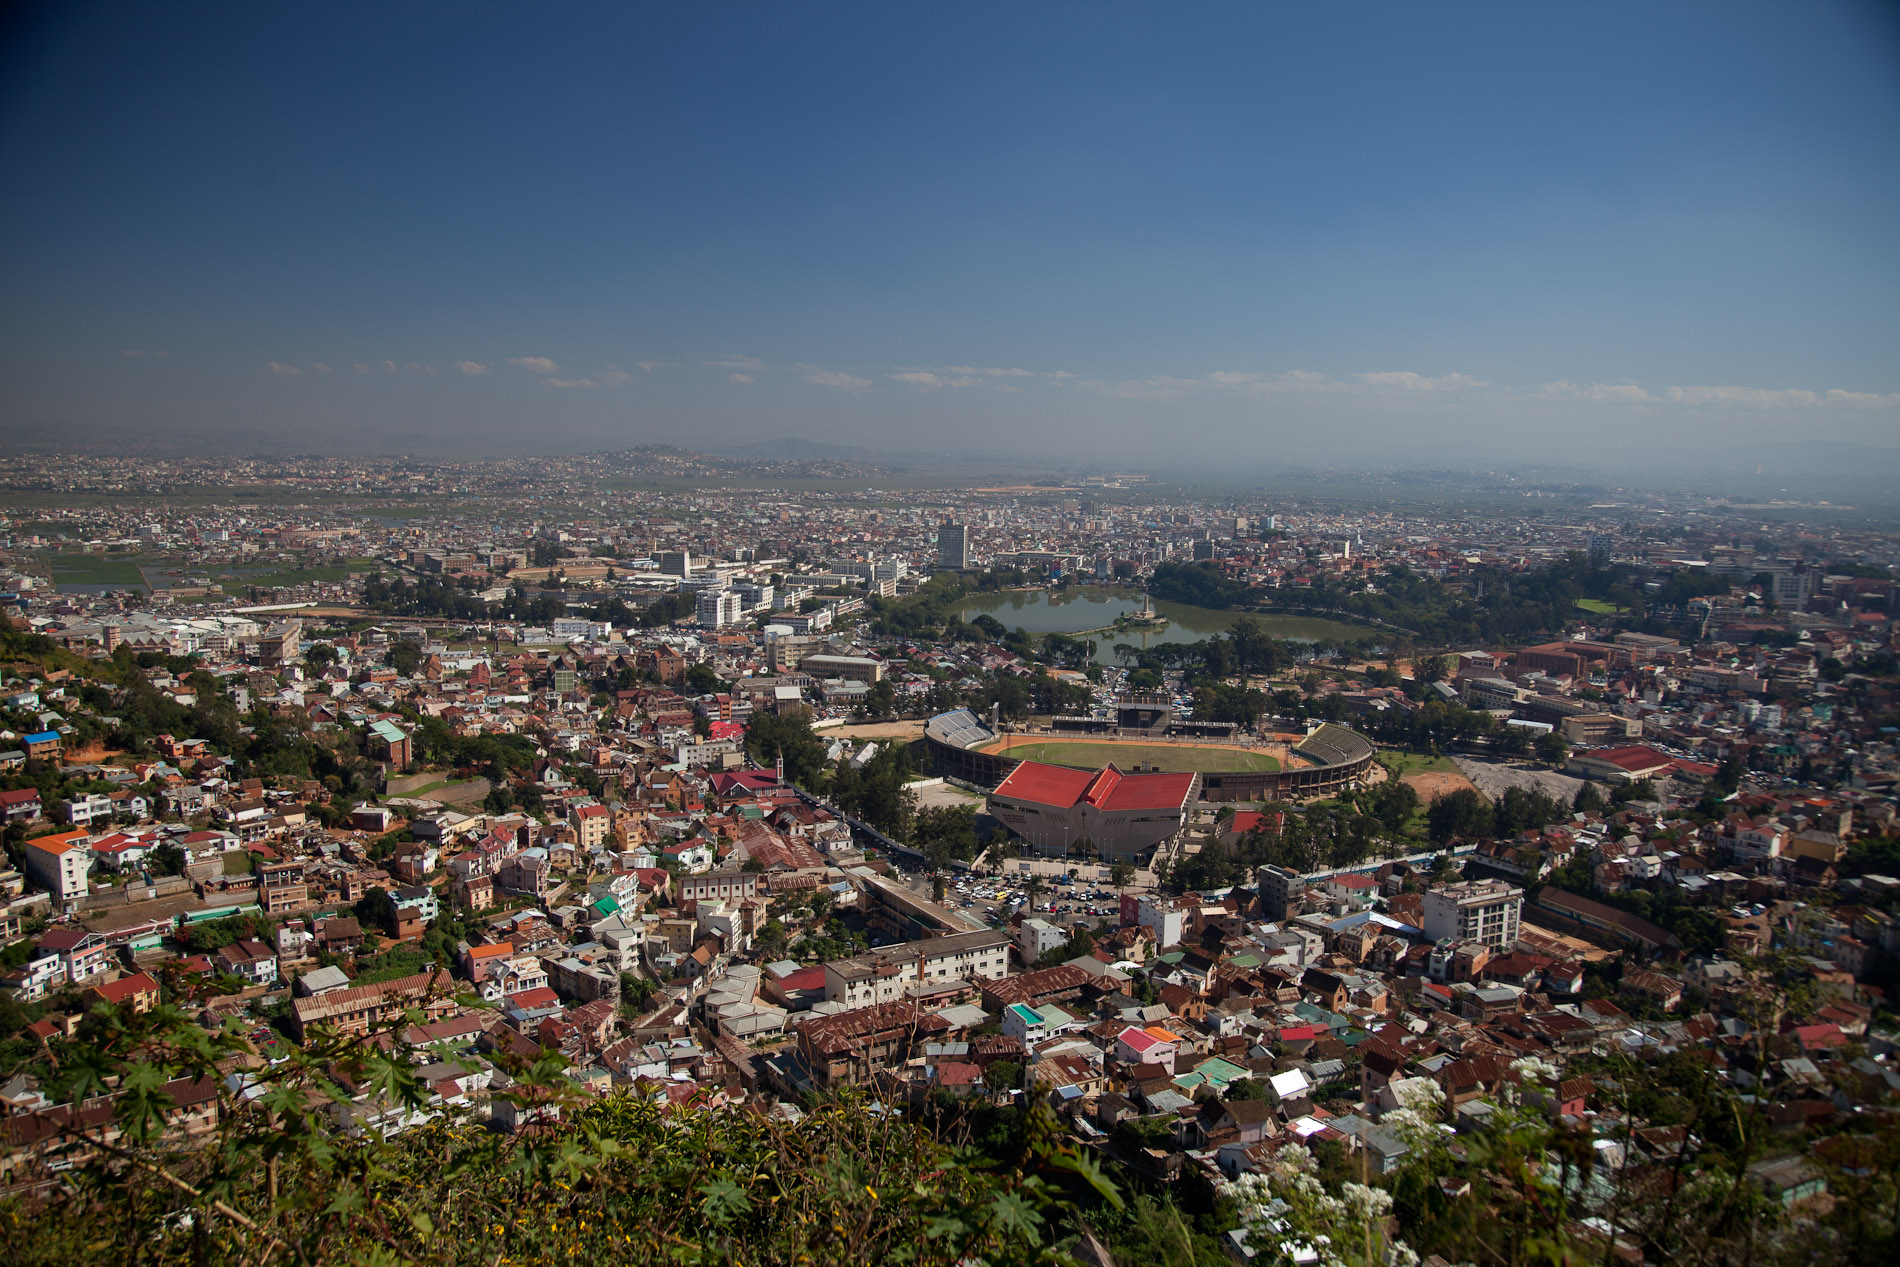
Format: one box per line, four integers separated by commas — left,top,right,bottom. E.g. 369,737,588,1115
2,1,1897,467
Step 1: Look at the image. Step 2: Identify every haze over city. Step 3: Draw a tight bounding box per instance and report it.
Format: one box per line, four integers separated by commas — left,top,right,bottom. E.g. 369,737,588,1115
2,1,1897,478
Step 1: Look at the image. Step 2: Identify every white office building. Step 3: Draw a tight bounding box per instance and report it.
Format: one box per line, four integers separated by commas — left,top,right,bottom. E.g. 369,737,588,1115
696,588,744,629
1422,880,1523,948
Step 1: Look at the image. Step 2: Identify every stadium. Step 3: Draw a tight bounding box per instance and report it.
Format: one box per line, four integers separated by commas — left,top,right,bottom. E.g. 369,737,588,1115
923,707,1377,804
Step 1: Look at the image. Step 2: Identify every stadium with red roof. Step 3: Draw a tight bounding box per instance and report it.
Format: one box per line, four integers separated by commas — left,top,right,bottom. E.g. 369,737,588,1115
987,759,1198,864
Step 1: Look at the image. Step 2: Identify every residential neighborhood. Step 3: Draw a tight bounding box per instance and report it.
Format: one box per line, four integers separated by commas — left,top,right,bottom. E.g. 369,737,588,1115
0,458,1895,1264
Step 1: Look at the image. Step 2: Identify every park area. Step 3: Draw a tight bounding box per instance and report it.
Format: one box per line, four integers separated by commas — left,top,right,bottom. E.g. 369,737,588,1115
980,737,1279,773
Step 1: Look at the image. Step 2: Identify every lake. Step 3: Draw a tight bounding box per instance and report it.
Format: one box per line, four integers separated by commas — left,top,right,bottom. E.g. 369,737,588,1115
952,587,1380,664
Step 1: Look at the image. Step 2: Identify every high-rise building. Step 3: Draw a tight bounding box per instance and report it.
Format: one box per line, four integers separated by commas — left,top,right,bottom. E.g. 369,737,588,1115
1422,880,1523,948
937,521,969,571
696,588,743,629
659,550,694,577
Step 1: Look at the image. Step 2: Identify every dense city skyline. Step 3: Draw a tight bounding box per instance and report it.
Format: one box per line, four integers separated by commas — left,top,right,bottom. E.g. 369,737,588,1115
2,2,1898,468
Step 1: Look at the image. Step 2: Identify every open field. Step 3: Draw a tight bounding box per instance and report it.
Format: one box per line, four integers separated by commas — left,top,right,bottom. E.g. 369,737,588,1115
37,553,150,589
1377,750,1458,778
980,736,1280,773
1575,598,1627,614
390,777,490,806
1378,749,1477,800
220,558,382,587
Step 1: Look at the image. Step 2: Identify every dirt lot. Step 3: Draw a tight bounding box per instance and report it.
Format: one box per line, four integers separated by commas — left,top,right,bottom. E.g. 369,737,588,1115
821,720,927,741
1405,769,1480,801
910,781,985,811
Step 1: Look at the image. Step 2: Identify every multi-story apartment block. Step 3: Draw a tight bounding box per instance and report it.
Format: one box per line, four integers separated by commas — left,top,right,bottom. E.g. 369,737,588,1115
696,588,743,629
1422,880,1523,948
821,930,1011,1008
258,861,310,914
24,830,92,908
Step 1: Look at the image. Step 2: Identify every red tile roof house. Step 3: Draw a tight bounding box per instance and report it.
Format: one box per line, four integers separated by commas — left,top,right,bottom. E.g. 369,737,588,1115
1114,1025,1182,1076
88,832,156,872
1789,1022,1848,1057
89,970,160,1013
0,788,42,823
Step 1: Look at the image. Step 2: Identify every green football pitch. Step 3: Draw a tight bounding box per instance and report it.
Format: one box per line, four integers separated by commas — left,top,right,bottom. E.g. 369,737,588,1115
983,739,1280,773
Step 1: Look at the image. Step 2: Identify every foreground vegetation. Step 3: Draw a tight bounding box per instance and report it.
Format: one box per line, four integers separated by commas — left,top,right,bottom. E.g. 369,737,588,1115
3,989,1891,1267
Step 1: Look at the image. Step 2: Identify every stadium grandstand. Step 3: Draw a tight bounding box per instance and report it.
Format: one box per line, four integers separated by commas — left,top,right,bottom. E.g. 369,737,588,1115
924,709,1376,803
1199,722,1376,801
923,708,1015,783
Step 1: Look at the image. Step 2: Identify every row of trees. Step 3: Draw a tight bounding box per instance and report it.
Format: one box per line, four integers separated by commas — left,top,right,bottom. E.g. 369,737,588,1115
1148,551,1736,648
1164,781,1425,891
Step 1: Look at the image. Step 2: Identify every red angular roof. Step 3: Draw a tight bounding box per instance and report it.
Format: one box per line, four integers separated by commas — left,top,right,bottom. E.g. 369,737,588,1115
1587,745,1675,773
993,760,1094,806
993,760,1196,812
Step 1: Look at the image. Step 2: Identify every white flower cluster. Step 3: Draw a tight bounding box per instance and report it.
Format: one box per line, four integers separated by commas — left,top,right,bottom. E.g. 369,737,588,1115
1221,1146,1417,1267
1380,1078,1446,1147
1510,1055,1561,1083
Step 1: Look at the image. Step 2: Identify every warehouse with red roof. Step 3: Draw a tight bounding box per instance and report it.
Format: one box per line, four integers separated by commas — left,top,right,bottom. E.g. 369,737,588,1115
986,759,1198,864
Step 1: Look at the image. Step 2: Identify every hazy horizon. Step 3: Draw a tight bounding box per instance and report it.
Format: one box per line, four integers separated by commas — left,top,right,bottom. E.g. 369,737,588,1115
3,2,1898,473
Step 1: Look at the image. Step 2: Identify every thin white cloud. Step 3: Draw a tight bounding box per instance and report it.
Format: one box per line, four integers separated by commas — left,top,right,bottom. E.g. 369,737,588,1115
1824,388,1900,408
891,371,983,388
892,365,1067,388
1083,375,1201,399
258,348,1900,421
1665,384,1821,409
805,370,871,389
1080,368,1354,399
1541,379,1654,404
1357,370,1489,392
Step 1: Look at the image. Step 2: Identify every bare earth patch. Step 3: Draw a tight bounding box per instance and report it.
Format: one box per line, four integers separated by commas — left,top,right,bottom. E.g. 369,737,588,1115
1404,769,1479,801
822,720,928,741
